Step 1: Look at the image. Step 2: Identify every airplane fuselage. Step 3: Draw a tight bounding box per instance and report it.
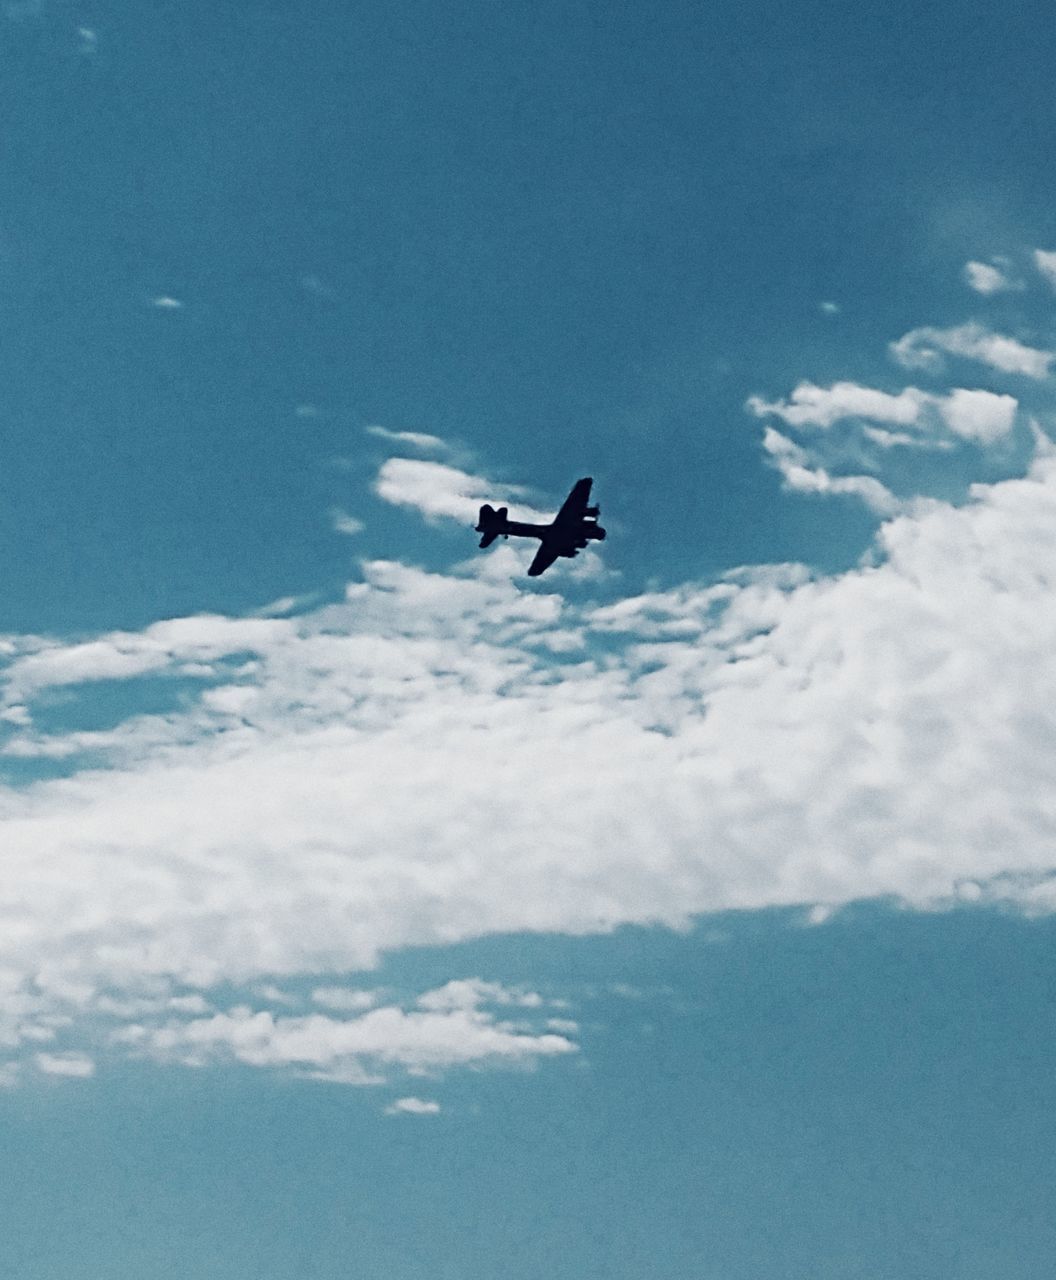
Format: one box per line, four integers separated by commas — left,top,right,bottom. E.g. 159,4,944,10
474,478,606,576
497,520,604,541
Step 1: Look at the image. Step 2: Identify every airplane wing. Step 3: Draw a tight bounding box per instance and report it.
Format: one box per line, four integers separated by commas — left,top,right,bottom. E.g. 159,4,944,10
527,543,561,577
552,477,593,526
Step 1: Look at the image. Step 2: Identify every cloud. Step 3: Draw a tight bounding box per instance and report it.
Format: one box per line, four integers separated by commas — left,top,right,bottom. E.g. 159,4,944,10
374,458,548,523
366,426,449,453
1032,250,1056,289
416,979,545,1012
35,1052,95,1078
299,274,336,300
2,614,291,702
938,388,1018,443
311,987,377,1012
151,296,183,310
330,510,365,537
2,447,1056,1082
747,382,927,430
890,323,1053,379
386,1096,440,1115
748,380,1020,464
760,427,901,513
122,1001,576,1078
962,261,1015,295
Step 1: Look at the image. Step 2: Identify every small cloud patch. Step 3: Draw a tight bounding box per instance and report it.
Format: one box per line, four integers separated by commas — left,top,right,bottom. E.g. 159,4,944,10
36,1052,95,1078
385,1096,441,1116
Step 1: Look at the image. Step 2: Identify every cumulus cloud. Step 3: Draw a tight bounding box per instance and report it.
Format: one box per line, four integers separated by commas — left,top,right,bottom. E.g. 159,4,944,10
962,261,1015,295
121,1000,575,1079
1032,249,1056,289
311,987,378,1012
747,382,927,430
890,323,1053,379
2,444,1056,1083
938,389,1018,443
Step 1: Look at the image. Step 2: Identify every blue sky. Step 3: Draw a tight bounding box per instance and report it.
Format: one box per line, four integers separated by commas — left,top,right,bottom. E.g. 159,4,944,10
3,2,1056,1276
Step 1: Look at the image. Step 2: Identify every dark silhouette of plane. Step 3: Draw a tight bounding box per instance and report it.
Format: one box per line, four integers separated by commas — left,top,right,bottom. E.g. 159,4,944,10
475,477,606,576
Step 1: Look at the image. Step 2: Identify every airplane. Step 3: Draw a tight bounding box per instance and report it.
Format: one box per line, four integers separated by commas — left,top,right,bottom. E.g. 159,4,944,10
475,477,606,577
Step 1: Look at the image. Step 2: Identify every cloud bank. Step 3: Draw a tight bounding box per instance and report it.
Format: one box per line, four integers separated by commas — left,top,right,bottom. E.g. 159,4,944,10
1,431,1056,1087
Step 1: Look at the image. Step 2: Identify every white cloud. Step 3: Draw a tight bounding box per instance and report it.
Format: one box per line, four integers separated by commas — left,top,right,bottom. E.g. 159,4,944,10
1032,249,1056,289
962,261,1014,295
373,458,553,525
366,426,449,453
35,1052,95,1078
760,427,901,514
820,301,840,315
1,447,1056,1082
151,296,183,310
890,323,1053,379
748,382,927,429
330,509,365,537
311,987,378,1012
938,389,1018,443
749,379,1019,454
374,458,551,524
2,614,291,702
127,1003,575,1077
386,1096,440,1115
417,979,545,1012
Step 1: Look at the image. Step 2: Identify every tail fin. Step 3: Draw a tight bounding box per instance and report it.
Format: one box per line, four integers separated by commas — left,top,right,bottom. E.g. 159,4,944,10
476,503,507,549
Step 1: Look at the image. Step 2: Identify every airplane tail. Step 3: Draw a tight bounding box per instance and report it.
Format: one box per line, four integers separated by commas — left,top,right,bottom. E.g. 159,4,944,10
476,504,508,548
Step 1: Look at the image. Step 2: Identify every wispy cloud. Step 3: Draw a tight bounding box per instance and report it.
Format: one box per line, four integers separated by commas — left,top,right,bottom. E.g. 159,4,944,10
760,427,901,514
386,1096,441,1115
748,380,1018,448
374,458,549,523
298,274,336,300
330,509,365,536
151,296,183,310
890,322,1053,379
366,425,449,454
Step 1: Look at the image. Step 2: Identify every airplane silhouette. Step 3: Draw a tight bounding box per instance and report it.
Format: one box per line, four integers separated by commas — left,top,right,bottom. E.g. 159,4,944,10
475,477,606,576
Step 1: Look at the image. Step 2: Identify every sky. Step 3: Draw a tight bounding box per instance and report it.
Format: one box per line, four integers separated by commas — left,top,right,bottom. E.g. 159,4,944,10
2,1,1056,1276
